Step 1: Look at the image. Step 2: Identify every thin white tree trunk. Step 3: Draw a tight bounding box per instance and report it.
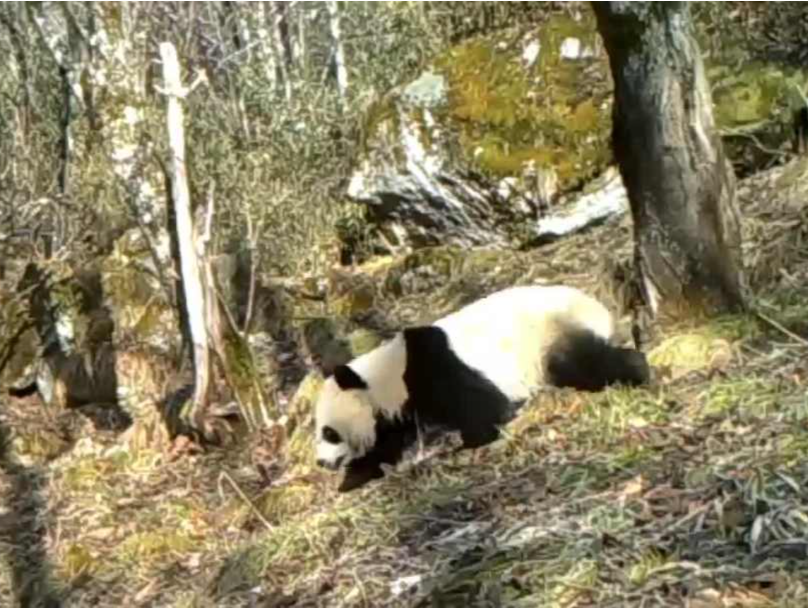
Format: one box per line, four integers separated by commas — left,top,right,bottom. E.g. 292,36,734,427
160,41,211,429
326,0,349,100
256,2,278,88
271,2,292,102
295,5,306,75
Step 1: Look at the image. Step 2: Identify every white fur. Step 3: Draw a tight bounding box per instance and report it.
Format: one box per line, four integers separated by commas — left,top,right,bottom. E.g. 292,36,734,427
314,335,408,465
314,285,614,468
349,334,409,417
434,285,613,402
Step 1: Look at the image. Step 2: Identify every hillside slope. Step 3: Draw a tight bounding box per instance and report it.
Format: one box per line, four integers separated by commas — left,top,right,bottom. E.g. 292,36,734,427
2,160,808,607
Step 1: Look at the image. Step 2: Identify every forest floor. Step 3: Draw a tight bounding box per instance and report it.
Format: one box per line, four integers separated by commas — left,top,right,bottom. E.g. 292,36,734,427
2,160,808,608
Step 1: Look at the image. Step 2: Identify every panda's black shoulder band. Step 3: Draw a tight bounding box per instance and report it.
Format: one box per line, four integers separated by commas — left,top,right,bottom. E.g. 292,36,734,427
333,365,368,390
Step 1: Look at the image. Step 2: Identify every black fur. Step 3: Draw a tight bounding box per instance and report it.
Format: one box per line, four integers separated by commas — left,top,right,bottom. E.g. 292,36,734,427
794,106,808,155
321,425,342,445
333,365,368,390
8,382,38,399
402,326,514,448
546,328,650,391
337,324,650,492
338,325,515,492
339,413,418,492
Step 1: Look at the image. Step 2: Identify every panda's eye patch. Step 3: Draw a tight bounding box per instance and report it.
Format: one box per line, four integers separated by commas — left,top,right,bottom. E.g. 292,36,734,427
322,426,342,444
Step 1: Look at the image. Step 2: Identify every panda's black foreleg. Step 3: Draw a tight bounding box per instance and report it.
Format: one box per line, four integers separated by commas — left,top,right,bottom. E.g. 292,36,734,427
338,416,417,492
453,426,499,468
459,424,500,450
339,458,385,492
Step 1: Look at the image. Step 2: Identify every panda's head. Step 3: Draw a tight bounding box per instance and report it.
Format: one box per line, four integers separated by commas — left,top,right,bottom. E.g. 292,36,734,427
314,365,376,470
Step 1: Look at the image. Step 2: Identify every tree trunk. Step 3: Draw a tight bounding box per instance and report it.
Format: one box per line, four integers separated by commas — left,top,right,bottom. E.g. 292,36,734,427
295,5,307,77
273,0,294,69
271,1,293,102
161,43,277,436
160,42,212,432
200,193,277,433
592,2,746,320
794,106,808,155
255,1,278,89
326,0,349,101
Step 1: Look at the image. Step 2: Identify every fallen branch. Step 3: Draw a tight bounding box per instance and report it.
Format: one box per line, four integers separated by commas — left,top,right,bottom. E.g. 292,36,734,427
220,471,273,532
755,310,808,348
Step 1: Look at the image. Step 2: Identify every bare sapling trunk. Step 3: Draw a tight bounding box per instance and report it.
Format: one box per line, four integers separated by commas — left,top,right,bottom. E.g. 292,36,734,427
271,1,293,102
326,0,349,101
161,43,277,437
160,42,211,432
592,2,746,320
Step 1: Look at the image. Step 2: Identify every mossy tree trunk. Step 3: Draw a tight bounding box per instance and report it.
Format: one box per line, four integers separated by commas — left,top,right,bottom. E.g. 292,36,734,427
592,2,746,320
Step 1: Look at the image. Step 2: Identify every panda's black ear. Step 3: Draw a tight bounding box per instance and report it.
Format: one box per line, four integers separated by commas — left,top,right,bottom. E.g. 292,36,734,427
333,365,368,390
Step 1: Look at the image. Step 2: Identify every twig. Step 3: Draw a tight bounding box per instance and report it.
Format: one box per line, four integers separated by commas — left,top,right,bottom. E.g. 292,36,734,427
755,310,808,348
663,501,712,534
220,471,273,531
242,213,258,336
202,183,215,249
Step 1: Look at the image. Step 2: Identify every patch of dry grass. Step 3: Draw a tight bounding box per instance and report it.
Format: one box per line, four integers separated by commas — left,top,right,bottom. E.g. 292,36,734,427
2,161,808,607
205,304,808,606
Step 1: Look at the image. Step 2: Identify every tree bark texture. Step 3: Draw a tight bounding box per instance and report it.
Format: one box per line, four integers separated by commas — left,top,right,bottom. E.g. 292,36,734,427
593,2,746,319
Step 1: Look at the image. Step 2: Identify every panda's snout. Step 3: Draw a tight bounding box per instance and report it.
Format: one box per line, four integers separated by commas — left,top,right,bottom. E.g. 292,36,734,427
316,455,345,470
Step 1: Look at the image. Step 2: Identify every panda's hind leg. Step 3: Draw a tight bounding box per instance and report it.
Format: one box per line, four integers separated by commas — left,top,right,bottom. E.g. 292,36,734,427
547,328,650,391
453,426,499,468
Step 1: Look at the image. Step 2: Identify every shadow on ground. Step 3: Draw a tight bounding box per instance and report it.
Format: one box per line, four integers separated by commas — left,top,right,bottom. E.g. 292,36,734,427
0,409,63,608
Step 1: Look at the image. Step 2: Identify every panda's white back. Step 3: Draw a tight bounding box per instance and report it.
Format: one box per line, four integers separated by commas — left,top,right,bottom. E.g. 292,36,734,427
433,285,614,401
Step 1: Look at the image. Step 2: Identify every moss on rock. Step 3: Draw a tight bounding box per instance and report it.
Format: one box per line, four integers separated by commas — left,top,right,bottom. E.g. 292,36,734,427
434,11,612,191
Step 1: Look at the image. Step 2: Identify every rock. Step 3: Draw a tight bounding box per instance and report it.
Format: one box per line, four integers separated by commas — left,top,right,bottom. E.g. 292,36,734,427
531,167,629,244
348,10,614,251
300,316,385,376
347,5,805,252
348,90,516,249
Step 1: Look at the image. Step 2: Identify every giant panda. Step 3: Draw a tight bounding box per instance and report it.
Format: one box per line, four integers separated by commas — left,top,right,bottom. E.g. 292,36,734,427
314,284,650,491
